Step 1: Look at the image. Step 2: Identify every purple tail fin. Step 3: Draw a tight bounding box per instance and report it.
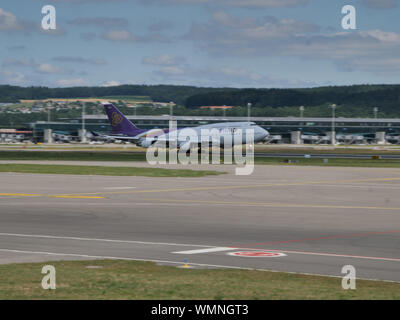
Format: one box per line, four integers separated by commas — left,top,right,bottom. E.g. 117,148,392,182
103,103,145,136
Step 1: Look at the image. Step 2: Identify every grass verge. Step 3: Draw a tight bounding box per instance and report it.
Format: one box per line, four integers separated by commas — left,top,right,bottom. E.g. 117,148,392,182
254,157,400,168
0,260,399,300
0,151,147,161
0,164,223,177
3,150,400,168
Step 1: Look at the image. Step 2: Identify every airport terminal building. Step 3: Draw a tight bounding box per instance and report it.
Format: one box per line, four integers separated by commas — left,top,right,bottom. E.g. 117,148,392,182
30,115,400,144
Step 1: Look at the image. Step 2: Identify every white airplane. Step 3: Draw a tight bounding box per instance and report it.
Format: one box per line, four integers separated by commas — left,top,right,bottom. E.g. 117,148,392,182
100,102,269,149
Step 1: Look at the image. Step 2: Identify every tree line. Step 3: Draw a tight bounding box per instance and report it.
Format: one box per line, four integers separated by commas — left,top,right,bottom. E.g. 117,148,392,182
0,85,227,105
1,84,400,117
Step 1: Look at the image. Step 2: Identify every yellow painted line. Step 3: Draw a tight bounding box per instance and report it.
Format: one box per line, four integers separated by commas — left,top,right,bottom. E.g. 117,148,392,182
0,193,43,197
55,177,400,197
50,195,105,199
2,177,400,200
0,193,104,199
142,198,400,211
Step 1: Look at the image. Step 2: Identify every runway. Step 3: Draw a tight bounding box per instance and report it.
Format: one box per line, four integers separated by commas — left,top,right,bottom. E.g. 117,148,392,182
0,164,399,282
255,153,400,159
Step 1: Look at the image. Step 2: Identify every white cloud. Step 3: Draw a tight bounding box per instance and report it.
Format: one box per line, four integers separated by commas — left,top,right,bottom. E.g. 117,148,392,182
2,58,36,68
183,11,400,74
218,67,262,81
101,29,137,42
0,8,65,36
57,78,86,86
0,8,22,31
362,0,398,9
285,30,400,61
102,80,121,87
159,66,185,75
41,0,309,6
185,12,321,48
142,55,184,66
0,69,25,85
36,63,63,74
68,17,129,28
226,0,308,7
53,56,107,65
149,20,174,32
99,29,170,43
2,58,72,75
206,66,317,87
152,64,317,88
7,45,27,51
339,57,400,73
47,0,127,3
142,0,308,8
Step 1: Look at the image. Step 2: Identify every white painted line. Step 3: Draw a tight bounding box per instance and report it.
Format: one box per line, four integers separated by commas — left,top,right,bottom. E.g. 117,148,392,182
0,248,245,269
104,187,137,190
238,248,400,262
2,233,399,263
315,184,400,190
228,251,287,258
173,247,235,254
0,248,398,284
0,232,213,248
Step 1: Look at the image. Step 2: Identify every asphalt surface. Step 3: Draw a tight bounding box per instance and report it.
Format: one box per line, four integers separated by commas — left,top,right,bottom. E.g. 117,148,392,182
255,153,400,159
4,147,400,159
0,164,399,282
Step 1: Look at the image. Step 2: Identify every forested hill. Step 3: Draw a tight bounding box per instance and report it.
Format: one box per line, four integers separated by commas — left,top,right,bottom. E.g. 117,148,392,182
1,84,400,113
185,85,400,112
0,85,229,105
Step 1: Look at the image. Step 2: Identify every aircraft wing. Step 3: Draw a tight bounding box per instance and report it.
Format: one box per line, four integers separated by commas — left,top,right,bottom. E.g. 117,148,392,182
91,131,143,142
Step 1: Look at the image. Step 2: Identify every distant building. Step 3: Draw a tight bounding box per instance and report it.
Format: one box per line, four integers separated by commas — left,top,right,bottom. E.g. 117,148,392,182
30,114,400,138
200,106,234,110
0,128,33,143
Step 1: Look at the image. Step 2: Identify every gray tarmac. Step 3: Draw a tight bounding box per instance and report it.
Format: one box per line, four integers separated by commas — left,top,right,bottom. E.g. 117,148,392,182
0,163,399,282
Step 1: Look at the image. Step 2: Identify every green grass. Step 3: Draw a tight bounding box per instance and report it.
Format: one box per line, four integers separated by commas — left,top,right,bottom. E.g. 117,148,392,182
3,151,400,168
0,260,398,300
96,95,152,102
254,157,400,168
0,151,147,162
0,164,224,177
255,146,400,155
4,102,35,108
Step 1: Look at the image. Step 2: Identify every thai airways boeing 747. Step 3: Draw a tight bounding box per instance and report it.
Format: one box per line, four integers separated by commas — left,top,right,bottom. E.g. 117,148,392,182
100,102,269,148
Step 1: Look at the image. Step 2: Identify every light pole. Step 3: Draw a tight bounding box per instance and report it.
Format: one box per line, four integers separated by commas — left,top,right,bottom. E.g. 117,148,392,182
299,106,305,118
222,105,228,118
82,102,85,133
169,102,176,131
170,102,174,118
247,102,252,121
373,107,378,119
80,102,86,143
331,104,336,145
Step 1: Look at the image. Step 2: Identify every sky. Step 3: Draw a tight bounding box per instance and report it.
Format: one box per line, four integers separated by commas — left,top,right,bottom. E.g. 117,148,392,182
1,0,400,88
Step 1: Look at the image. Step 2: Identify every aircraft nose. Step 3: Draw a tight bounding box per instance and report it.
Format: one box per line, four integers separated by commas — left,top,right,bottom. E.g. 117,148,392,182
259,127,269,138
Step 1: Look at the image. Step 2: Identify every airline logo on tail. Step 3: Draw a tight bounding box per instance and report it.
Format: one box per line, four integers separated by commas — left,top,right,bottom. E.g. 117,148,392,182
112,112,123,127
103,102,146,137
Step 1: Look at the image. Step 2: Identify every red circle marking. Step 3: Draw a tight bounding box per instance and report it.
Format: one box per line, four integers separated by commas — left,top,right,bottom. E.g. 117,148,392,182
228,251,287,257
